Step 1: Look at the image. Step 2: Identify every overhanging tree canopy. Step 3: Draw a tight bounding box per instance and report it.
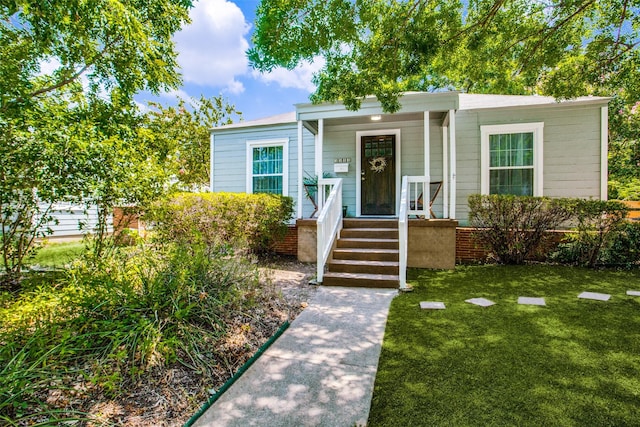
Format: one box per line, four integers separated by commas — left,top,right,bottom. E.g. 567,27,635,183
0,0,192,114
146,95,242,188
0,0,193,277
249,0,640,112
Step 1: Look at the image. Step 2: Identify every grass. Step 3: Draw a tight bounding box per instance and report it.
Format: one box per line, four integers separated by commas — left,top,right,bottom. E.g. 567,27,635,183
368,265,640,426
28,241,85,267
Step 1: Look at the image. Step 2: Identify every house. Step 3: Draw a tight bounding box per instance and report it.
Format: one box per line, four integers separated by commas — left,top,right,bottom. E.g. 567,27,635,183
37,202,110,241
210,92,609,288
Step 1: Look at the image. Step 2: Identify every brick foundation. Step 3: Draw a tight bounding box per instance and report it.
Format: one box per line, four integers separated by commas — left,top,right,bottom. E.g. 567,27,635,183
455,228,490,263
273,225,298,256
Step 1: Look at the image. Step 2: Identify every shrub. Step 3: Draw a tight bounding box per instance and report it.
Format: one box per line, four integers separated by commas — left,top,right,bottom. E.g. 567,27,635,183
552,200,629,267
0,241,265,420
468,194,573,264
148,192,294,253
599,221,640,267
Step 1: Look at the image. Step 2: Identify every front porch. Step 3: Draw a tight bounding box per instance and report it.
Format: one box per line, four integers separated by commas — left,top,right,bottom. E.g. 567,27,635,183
294,93,460,221
292,94,461,288
297,211,458,289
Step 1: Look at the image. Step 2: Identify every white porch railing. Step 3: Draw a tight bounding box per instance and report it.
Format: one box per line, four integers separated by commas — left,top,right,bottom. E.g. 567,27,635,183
399,177,409,289
317,178,343,283
406,176,430,218
399,176,430,289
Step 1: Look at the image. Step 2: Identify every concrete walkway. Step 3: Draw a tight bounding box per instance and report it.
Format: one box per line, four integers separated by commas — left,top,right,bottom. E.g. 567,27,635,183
194,286,397,427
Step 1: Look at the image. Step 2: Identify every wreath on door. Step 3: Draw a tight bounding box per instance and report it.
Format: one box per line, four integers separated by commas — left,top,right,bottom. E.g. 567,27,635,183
369,156,387,173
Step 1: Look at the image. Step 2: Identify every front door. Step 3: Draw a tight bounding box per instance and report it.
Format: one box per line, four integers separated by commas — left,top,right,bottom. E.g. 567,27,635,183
361,135,396,215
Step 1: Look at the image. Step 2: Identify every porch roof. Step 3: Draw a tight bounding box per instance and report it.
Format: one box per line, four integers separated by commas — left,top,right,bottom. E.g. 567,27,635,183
296,91,460,121
296,92,610,121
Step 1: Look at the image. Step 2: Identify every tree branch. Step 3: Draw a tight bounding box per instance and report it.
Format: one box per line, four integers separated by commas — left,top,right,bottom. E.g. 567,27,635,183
26,63,92,99
27,35,120,99
443,0,506,45
517,0,595,72
611,0,631,55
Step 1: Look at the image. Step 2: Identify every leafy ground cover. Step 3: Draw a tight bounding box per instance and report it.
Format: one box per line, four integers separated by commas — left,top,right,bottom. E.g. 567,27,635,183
369,265,640,426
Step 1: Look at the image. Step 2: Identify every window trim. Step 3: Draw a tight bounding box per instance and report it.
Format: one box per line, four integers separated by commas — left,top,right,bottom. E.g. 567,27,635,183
480,122,544,196
246,138,289,195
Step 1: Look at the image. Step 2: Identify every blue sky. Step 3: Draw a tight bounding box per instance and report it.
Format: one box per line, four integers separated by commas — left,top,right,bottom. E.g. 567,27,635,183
135,0,321,122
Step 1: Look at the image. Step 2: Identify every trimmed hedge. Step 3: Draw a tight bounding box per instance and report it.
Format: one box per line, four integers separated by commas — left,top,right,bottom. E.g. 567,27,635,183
149,192,294,253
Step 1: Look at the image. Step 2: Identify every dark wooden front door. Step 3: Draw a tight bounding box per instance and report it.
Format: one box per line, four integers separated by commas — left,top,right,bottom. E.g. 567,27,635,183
361,135,396,215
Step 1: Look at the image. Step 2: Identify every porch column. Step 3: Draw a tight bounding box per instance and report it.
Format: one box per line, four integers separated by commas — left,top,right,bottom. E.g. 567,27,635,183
297,120,304,219
315,119,324,211
449,109,457,219
442,117,449,218
423,111,430,182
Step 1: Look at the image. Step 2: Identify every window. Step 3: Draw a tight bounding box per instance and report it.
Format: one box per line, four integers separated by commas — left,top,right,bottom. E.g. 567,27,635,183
246,139,288,195
481,123,543,196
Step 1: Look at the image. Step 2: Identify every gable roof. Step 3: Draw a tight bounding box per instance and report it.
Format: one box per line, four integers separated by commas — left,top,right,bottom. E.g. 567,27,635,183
211,111,296,131
212,92,610,131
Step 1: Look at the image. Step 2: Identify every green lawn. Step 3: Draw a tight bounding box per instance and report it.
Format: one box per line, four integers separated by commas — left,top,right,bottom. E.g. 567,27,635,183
368,265,640,426
28,241,85,268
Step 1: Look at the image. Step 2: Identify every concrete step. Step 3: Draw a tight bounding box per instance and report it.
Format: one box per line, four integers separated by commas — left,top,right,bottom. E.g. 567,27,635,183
340,228,398,239
322,272,399,288
336,238,399,249
332,248,399,262
328,259,400,275
343,218,398,229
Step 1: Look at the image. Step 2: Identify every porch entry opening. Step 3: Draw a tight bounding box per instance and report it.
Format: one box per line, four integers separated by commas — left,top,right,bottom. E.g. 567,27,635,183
361,135,396,215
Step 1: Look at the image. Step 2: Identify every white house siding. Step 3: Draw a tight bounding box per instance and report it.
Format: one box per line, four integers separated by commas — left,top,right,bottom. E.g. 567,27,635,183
454,110,481,223
322,117,446,217
454,103,604,222
212,123,317,219
321,122,359,217
40,203,109,239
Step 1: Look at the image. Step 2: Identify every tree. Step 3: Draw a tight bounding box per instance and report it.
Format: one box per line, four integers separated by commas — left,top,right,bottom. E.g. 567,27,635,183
77,94,172,258
249,0,640,112
0,0,193,282
146,95,242,188
608,97,640,200
0,84,92,277
0,0,191,115
249,0,640,200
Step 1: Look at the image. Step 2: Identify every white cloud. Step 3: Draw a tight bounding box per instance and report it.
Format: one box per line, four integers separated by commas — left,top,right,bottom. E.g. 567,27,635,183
224,79,245,94
252,58,325,92
174,0,250,92
159,88,192,102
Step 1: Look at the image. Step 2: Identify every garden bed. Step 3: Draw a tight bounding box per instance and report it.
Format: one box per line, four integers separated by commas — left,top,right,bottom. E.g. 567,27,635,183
0,256,316,426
